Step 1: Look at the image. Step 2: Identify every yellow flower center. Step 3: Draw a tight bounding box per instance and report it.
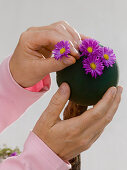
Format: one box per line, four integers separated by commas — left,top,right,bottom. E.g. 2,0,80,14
60,48,66,54
104,54,109,60
87,47,93,53
90,62,96,70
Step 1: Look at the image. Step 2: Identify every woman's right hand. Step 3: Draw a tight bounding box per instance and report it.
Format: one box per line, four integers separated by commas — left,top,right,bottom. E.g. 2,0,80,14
10,21,81,88
33,83,123,161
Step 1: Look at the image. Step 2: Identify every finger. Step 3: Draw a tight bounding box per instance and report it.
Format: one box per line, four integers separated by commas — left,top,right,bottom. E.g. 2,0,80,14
93,87,117,116
53,24,78,48
34,55,76,77
102,86,123,125
69,41,80,59
90,130,103,142
87,130,103,149
27,23,81,58
25,30,79,58
27,22,82,47
38,48,52,58
43,83,70,124
78,87,117,131
62,23,81,46
51,21,82,46
84,86,123,136
53,24,80,59
26,26,53,58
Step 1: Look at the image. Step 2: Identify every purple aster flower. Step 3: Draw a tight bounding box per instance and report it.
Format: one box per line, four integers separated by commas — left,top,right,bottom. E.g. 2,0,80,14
79,39,103,57
82,55,104,78
101,47,116,67
10,152,18,157
53,41,70,60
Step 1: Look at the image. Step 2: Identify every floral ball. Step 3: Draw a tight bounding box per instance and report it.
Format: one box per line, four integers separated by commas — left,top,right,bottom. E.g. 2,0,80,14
54,39,119,106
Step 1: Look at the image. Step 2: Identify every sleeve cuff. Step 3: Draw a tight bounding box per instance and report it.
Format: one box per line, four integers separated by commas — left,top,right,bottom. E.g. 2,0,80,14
24,131,71,170
25,74,51,93
7,56,51,95
5,55,51,106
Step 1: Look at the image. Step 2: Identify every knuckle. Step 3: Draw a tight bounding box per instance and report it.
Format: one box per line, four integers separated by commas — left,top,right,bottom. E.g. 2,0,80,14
92,109,102,120
85,143,92,150
53,21,69,29
54,24,63,32
59,20,67,25
103,93,115,105
80,138,89,148
67,129,79,138
105,115,113,124
50,95,60,107
71,129,79,137
65,127,80,140
49,30,58,41
46,30,54,39
19,31,32,48
65,130,71,138
26,26,35,31
106,90,116,102
20,32,26,40
19,32,27,43
103,98,112,106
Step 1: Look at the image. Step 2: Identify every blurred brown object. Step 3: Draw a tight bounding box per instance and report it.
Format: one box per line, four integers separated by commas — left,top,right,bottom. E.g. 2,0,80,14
63,101,87,170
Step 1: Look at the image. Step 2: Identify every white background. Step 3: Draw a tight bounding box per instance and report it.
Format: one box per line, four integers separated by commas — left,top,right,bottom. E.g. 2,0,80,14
0,0,127,170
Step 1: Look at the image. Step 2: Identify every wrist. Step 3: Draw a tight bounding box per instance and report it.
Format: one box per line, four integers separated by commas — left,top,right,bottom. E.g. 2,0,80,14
9,56,24,87
9,56,37,88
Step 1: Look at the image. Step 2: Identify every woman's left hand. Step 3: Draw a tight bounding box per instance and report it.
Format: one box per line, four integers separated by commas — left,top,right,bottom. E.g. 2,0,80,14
10,21,82,87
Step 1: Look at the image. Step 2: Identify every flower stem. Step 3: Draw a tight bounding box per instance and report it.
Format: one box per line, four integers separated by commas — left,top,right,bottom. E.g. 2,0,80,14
63,101,87,170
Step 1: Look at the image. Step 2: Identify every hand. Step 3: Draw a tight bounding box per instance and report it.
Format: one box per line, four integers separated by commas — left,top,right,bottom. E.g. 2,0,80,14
10,21,82,87
33,83,123,161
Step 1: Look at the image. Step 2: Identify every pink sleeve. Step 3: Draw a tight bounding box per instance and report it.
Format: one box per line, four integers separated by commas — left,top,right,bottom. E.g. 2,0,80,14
0,131,71,170
0,56,71,170
0,56,51,132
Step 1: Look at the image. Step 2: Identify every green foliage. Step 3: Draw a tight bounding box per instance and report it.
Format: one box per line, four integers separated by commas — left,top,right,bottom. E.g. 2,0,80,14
0,144,21,160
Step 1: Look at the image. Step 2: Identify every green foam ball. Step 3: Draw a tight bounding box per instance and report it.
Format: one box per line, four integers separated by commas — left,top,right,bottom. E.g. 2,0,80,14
56,56,119,106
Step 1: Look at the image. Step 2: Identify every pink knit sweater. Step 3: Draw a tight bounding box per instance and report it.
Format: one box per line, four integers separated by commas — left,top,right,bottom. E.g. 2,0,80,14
0,56,71,170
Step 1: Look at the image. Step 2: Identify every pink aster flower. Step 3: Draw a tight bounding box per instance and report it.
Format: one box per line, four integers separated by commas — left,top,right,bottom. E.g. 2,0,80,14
101,47,116,67
82,55,104,78
53,40,70,60
79,39,102,57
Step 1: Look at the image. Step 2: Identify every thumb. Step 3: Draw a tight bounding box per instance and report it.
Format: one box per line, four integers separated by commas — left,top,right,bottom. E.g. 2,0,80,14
43,83,70,124
38,55,76,75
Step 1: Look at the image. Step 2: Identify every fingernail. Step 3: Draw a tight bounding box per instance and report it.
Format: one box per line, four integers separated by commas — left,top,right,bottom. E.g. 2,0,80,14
59,83,68,95
74,48,80,58
109,87,116,97
63,57,76,65
73,47,80,55
118,86,123,94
